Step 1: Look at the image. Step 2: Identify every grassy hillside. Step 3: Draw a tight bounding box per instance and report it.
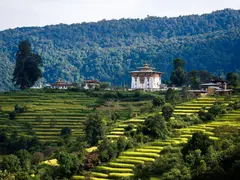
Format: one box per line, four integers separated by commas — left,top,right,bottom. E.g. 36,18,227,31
0,90,153,143
1,9,240,91
72,96,240,179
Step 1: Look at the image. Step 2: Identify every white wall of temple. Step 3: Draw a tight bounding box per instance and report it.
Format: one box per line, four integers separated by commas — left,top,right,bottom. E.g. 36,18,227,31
131,77,136,89
131,75,161,89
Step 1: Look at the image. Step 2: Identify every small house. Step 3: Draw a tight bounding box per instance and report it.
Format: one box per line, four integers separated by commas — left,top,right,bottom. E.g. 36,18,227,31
83,80,100,89
50,80,73,89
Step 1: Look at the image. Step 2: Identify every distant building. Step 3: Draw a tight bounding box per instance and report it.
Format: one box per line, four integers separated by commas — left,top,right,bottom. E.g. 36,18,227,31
83,80,100,89
189,79,232,96
130,64,162,90
50,80,73,89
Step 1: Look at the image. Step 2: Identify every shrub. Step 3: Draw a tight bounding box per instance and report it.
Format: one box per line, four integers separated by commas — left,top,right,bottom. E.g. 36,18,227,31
162,104,174,121
98,139,118,162
2,155,21,172
9,111,16,120
60,127,72,136
152,96,165,107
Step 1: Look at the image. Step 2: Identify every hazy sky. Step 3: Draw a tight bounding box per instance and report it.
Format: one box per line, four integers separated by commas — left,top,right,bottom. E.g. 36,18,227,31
1,0,240,31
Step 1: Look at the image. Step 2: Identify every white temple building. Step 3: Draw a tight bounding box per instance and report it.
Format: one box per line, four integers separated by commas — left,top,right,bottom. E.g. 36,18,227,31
130,64,162,90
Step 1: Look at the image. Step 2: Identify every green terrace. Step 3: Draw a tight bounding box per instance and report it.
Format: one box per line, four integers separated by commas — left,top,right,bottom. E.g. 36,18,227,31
0,92,99,142
74,108,240,179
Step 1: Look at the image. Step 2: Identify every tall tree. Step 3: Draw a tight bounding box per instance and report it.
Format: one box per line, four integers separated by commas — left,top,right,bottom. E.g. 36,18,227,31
84,112,106,146
226,72,239,88
12,40,42,89
170,59,187,87
187,70,212,89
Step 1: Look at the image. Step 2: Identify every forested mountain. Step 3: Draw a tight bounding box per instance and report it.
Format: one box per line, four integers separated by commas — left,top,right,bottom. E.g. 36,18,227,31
0,9,240,90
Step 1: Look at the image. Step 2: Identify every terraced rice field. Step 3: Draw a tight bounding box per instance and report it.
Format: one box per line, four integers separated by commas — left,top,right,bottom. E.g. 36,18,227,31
106,118,144,139
173,96,238,116
106,96,238,140
0,92,98,142
73,98,240,179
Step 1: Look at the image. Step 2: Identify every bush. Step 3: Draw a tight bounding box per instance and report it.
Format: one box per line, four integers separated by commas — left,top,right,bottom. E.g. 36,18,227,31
2,155,21,172
98,139,118,162
198,108,214,122
60,127,72,136
152,96,165,107
9,111,16,120
182,132,214,157
162,104,174,121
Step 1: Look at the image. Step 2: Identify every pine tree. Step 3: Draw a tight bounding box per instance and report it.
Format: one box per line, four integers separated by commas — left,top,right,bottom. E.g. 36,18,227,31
12,40,42,89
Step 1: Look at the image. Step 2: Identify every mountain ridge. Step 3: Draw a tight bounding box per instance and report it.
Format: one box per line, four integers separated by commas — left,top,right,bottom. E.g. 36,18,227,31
0,9,240,90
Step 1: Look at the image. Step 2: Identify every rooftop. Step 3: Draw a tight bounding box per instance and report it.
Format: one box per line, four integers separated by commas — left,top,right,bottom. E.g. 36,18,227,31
131,64,162,74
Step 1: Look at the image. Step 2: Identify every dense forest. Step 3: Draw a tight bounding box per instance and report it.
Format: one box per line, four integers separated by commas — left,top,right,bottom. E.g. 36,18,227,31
0,9,240,91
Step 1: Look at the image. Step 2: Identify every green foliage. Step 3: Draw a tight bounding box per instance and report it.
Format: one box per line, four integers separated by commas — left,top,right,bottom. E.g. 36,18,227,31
9,111,16,120
198,108,214,122
32,152,44,165
56,151,80,177
117,137,128,154
208,103,227,116
165,88,181,104
170,59,187,86
182,132,214,157
14,104,26,113
15,149,31,171
84,112,106,146
100,82,110,89
60,127,72,136
161,166,191,180
162,103,174,121
1,9,240,90
152,96,165,107
141,114,169,140
187,70,215,88
12,40,43,89
98,139,118,162
2,154,21,173
226,72,239,88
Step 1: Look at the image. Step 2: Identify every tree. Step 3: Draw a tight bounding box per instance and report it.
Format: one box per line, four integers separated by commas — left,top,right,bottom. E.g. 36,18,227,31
182,132,213,157
56,152,80,177
15,149,31,171
170,59,187,86
100,82,110,89
84,113,106,146
162,103,174,121
152,96,165,107
9,111,16,120
187,70,214,88
60,127,72,136
226,72,239,88
2,155,21,172
141,114,169,139
12,40,43,89
117,137,128,155
98,139,118,162
32,152,44,165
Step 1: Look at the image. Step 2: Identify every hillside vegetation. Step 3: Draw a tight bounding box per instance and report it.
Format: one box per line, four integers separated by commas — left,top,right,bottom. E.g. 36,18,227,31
0,9,240,90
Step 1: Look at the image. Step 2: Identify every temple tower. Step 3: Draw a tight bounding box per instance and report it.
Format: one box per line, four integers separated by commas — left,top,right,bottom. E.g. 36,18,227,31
130,64,162,90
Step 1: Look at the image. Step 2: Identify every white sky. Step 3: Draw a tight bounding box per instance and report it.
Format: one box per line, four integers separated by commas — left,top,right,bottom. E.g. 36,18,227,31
0,0,240,31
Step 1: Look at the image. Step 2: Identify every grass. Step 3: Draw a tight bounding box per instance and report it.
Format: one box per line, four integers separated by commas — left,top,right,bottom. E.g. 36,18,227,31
91,172,109,178
97,166,133,172
109,173,134,177
115,158,145,164
121,151,160,158
118,156,155,162
109,162,135,168
136,148,162,153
